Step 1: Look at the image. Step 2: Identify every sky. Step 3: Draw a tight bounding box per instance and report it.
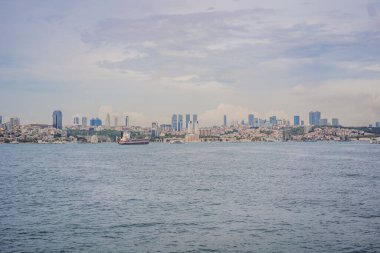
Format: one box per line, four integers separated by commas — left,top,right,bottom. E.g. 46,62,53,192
0,0,380,127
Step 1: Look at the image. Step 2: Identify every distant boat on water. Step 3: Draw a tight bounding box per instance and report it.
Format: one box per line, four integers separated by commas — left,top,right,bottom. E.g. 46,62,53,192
170,139,185,144
118,132,149,145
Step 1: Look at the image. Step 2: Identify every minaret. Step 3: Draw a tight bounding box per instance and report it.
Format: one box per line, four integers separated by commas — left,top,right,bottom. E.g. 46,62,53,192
188,120,193,134
194,121,199,135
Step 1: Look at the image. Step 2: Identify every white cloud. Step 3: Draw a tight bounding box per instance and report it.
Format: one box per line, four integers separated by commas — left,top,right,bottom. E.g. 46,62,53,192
290,79,380,126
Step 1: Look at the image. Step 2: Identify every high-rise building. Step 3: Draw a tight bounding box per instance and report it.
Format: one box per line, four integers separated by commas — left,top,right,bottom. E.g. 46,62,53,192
375,122,380,128
90,118,102,126
309,111,321,126
125,116,129,127
172,114,178,131
248,114,254,127
9,117,20,128
52,110,63,129
105,113,111,127
73,116,80,125
224,115,227,126
178,114,183,131
0,115,2,124
81,117,87,128
294,115,300,126
332,118,340,127
269,116,277,125
319,118,328,127
114,117,118,127
192,114,198,129
186,114,191,129
151,122,159,137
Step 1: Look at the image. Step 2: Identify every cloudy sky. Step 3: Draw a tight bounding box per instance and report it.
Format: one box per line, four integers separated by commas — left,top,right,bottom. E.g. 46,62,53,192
1,0,379,126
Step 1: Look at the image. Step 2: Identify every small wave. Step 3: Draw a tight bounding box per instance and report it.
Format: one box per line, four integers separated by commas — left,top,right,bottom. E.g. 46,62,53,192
343,173,362,177
110,222,164,229
196,188,211,191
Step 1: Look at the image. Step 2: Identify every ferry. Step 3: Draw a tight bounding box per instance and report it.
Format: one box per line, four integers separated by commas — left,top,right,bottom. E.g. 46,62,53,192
118,132,149,145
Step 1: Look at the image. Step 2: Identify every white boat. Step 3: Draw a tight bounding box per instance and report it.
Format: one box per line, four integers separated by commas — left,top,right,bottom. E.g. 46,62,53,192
170,139,185,144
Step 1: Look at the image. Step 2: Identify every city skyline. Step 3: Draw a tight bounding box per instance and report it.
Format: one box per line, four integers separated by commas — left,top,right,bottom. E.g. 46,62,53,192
4,108,374,128
1,1,380,126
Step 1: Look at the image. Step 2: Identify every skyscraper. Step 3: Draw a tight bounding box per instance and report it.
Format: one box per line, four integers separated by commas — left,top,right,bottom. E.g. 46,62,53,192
73,116,80,125
125,116,129,127
376,122,380,128
269,116,277,125
309,111,321,126
0,115,2,124
9,117,20,127
52,110,63,129
114,116,118,127
81,117,87,128
178,114,183,131
172,114,178,131
319,118,328,127
192,114,198,129
186,114,191,129
294,115,300,126
224,115,227,126
332,118,340,127
90,118,102,126
248,114,254,127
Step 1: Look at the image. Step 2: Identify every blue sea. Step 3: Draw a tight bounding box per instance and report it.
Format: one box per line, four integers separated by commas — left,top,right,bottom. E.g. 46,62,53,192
0,142,379,252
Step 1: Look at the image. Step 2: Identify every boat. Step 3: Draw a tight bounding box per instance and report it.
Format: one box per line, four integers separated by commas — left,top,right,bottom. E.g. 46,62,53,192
170,139,185,144
118,132,149,145
10,140,19,144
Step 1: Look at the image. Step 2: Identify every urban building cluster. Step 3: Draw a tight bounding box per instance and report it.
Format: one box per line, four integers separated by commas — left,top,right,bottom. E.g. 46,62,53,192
1,110,380,144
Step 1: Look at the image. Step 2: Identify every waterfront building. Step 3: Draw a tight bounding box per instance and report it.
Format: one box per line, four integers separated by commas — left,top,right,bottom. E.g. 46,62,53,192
0,115,2,124
125,116,129,127
114,117,118,127
319,118,328,127
193,114,198,129
248,114,254,127
52,110,63,129
332,118,340,127
376,122,380,128
151,122,159,137
90,118,102,127
186,114,191,129
81,117,87,128
301,120,304,126
224,115,227,126
178,114,183,131
309,111,321,126
73,116,80,125
269,116,277,126
294,115,300,126
199,129,212,136
172,114,178,131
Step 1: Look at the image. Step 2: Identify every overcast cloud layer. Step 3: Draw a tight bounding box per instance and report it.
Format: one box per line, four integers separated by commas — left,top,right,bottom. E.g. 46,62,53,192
0,0,379,126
